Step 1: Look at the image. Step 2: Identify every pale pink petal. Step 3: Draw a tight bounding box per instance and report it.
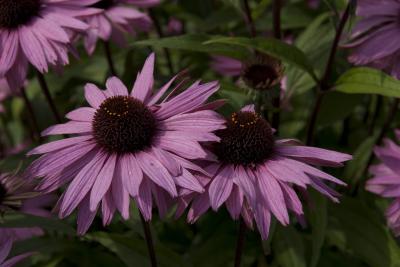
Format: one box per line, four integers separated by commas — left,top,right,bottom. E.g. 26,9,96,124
90,154,117,211
209,165,234,210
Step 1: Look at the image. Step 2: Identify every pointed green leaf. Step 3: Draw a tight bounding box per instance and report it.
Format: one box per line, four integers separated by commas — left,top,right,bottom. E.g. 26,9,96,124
335,67,400,97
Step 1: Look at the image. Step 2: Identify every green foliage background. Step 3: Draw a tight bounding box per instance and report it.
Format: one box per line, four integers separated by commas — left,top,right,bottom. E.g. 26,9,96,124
2,0,400,266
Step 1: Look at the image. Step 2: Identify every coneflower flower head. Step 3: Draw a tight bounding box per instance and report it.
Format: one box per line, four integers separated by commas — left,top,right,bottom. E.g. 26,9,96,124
178,105,351,240
0,0,99,90
26,53,226,234
345,0,400,78
0,174,40,214
241,54,284,91
366,130,400,236
82,0,156,54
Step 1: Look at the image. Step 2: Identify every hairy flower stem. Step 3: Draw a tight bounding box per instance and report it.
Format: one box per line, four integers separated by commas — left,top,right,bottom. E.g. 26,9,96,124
149,9,174,75
103,41,117,76
234,219,247,267
20,87,41,142
140,214,158,267
36,71,62,124
271,0,282,132
243,0,256,37
306,2,353,145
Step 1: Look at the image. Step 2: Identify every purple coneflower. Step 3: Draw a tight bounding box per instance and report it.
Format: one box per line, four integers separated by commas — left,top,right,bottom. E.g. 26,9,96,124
82,0,157,55
0,235,34,267
0,0,99,90
178,105,351,239
0,174,42,213
26,53,225,234
345,0,400,78
211,54,284,91
210,55,291,109
366,130,400,236
0,179,54,267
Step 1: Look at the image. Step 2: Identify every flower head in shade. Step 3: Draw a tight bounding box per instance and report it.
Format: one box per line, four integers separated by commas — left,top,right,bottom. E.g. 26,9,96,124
366,130,400,236
0,191,54,267
82,0,157,54
210,55,291,109
0,173,41,214
345,0,400,78
26,53,225,234
0,228,36,267
0,0,99,90
178,105,351,239
211,54,284,91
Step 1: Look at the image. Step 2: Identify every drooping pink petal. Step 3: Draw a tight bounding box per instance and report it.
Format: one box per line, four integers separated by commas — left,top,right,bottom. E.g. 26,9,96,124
209,165,234,210
90,154,117,211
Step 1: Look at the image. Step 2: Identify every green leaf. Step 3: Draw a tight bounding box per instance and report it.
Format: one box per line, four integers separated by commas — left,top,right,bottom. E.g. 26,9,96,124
317,91,363,125
1,213,75,235
335,67,400,97
272,225,307,267
86,232,148,267
205,36,319,82
87,232,187,267
330,197,400,267
343,135,376,184
134,34,251,60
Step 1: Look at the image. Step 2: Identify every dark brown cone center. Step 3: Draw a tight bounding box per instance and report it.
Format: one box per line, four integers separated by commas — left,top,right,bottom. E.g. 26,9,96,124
0,0,41,29
242,64,280,90
92,96,157,154
90,0,115,10
214,111,275,165
0,183,7,205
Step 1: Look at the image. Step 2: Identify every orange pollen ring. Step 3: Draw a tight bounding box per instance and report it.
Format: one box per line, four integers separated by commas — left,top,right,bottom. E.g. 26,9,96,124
231,112,261,127
102,97,130,117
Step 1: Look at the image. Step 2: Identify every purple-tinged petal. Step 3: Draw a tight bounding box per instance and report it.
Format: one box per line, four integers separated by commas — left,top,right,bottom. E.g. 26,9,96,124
101,191,116,226
85,83,106,109
174,169,204,193
121,154,143,197
187,193,210,224
42,122,92,136
257,165,289,225
131,53,155,102
135,178,153,221
226,186,243,220
90,154,117,211
27,135,93,155
209,165,234,210
66,107,96,122
60,150,106,218
106,77,129,96
77,195,98,235
136,151,177,197
112,159,130,219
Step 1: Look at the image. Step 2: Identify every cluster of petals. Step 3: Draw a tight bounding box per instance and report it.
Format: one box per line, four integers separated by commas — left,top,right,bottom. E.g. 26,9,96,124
0,0,100,90
367,130,400,236
26,53,226,234
82,0,158,54
345,0,400,78
177,106,352,240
